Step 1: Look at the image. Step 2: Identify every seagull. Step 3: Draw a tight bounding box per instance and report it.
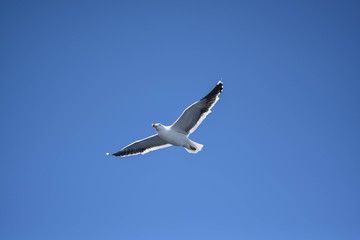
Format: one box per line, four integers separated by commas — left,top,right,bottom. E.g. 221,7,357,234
106,81,223,157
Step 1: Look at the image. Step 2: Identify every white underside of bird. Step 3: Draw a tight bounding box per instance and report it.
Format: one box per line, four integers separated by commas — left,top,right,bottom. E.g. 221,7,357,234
153,124,203,153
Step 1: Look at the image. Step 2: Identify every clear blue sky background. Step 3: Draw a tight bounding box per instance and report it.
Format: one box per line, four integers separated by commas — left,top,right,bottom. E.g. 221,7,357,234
1,1,359,239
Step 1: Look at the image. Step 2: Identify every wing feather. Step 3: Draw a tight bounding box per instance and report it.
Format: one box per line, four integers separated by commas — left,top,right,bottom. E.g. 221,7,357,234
108,134,171,157
170,81,223,135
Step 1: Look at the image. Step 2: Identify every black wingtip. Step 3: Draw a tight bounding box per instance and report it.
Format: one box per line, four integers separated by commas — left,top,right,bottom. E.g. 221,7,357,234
106,152,120,157
217,80,223,93
201,80,223,101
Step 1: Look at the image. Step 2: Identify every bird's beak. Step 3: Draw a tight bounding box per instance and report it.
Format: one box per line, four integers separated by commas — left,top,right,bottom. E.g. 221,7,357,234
152,123,156,128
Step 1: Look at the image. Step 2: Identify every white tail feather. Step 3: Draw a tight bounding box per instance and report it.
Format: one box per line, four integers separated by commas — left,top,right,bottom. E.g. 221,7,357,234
185,140,204,154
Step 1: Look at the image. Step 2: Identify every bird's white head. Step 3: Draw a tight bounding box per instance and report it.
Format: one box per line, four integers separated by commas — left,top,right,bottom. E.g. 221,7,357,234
152,123,164,131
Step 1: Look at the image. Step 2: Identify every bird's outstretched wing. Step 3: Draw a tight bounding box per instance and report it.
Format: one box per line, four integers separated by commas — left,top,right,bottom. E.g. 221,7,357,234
107,134,171,157
170,81,223,135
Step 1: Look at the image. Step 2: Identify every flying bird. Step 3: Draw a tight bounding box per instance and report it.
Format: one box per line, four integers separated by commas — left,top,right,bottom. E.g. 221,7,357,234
106,81,223,157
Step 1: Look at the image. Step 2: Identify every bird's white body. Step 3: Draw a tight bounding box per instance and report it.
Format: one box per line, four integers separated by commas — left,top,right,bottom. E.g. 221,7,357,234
154,124,203,153
155,125,188,147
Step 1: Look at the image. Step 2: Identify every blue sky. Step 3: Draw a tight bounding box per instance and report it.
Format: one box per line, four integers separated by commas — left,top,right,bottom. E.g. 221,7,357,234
1,0,360,239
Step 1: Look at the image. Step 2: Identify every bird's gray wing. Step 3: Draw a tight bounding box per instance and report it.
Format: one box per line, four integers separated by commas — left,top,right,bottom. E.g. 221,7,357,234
107,134,171,157
170,81,223,135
